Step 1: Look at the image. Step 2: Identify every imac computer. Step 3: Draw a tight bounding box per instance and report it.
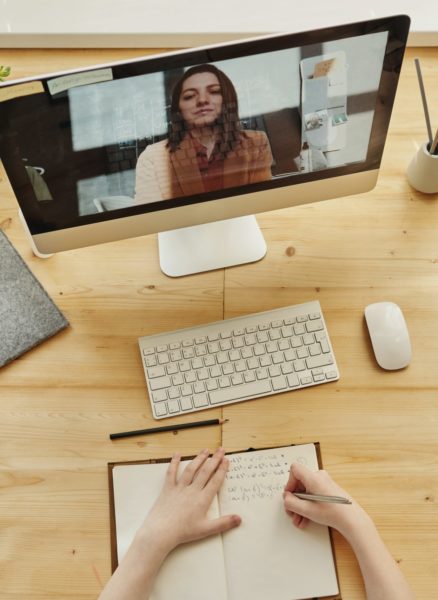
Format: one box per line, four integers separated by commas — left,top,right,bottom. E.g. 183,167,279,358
0,15,409,276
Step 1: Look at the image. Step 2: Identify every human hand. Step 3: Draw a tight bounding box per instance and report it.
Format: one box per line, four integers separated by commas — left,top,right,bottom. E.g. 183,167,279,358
283,463,368,538
137,448,241,555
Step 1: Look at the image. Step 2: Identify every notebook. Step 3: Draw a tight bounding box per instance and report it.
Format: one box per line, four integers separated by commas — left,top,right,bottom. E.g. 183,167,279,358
0,230,69,367
108,442,341,600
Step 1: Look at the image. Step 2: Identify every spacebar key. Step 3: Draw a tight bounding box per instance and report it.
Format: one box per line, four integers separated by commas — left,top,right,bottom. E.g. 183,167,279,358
209,380,272,405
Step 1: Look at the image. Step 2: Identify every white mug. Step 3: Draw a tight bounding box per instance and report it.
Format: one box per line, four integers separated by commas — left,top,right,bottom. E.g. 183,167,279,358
406,142,438,194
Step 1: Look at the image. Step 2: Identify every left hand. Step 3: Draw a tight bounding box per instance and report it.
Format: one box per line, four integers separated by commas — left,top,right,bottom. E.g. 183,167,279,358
137,447,241,554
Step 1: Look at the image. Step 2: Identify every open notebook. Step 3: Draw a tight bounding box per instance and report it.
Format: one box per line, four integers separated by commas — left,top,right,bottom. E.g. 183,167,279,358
108,442,340,600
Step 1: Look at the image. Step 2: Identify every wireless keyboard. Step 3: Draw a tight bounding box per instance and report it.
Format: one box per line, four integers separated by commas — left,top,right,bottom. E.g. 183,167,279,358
138,300,339,419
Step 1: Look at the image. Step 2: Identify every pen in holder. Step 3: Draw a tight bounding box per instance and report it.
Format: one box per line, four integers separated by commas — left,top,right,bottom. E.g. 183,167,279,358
406,142,438,194
409,59,438,194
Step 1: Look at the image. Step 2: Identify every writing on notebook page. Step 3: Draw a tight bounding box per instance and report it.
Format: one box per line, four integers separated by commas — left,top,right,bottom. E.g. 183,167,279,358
224,451,309,503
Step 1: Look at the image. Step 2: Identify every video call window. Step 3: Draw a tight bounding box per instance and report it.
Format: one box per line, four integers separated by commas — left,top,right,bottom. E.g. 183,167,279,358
0,28,390,228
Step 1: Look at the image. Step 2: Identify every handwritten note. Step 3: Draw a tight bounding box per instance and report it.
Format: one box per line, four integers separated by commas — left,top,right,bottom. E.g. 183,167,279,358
223,450,309,503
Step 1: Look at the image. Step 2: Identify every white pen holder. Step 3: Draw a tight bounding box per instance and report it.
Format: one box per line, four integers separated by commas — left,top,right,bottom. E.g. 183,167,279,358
406,142,438,194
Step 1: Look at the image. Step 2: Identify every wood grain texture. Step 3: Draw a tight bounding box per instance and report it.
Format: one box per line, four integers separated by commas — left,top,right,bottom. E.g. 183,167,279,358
0,47,437,599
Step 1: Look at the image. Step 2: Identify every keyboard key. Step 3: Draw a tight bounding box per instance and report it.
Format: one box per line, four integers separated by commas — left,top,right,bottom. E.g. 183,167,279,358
149,376,172,391
222,363,234,375
197,368,209,380
219,376,231,388
193,381,205,394
203,355,216,367
278,339,290,351
306,319,324,333
266,341,277,353
272,352,284,364
147,366,166,379
210,365,221,378
313,373,325,382
309,343,321,356
306,354,334,369
247,357,258,370
259,355,271,367
168,387,180,399
241,347,253,359
256,368,268,380
193,394,209,408
172,373,184,386
210,380,271,404
229,350,240,362
206,379,218,391
152,389,167,402
191,357,203,369
296,347,308,359
231,373,244,385
320,338,331,353
168,400,180,413
303,334,314,346
293,359,306,372
284,349,296,361
180,397,193,411
272,375,287,390
287,374,300,387
166,363,178,375
154,403,168,417
269,365,281,377
244,371,256,382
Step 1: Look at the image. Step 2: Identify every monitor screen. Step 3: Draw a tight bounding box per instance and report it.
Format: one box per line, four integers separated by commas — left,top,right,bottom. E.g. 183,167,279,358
0,15,409,274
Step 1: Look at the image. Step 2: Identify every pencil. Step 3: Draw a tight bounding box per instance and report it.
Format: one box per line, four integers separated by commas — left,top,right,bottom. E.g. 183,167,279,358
414,58,433,145
109,417,228,440
430,127,438,155
293,492,352,504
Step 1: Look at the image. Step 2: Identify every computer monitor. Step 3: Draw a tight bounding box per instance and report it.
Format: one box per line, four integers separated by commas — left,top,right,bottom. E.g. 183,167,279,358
0,15,409,276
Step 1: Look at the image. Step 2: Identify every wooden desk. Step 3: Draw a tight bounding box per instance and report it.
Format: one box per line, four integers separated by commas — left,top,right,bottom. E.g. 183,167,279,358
0,47,437,600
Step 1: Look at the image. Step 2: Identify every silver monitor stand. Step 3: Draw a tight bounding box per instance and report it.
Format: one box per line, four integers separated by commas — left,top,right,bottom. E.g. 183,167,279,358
158,215,267,277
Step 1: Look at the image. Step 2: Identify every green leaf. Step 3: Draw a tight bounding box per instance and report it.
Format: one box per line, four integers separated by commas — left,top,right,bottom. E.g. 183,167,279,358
0,65,11,81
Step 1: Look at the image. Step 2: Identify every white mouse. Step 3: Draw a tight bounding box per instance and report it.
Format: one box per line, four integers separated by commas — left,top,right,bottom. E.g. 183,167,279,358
364,302,412,370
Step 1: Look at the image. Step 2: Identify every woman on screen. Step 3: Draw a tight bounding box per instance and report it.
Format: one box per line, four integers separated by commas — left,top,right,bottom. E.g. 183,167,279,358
134,64,273,204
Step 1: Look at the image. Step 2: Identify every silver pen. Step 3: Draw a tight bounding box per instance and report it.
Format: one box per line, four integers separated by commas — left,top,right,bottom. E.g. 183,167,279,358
293,492,352,504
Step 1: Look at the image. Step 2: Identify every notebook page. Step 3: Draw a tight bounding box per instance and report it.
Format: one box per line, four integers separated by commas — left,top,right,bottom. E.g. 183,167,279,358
112,461,228,600
219,444,339,600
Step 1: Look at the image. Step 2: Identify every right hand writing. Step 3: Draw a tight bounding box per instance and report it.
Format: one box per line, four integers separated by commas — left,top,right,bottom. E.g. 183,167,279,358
283,463,368,538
